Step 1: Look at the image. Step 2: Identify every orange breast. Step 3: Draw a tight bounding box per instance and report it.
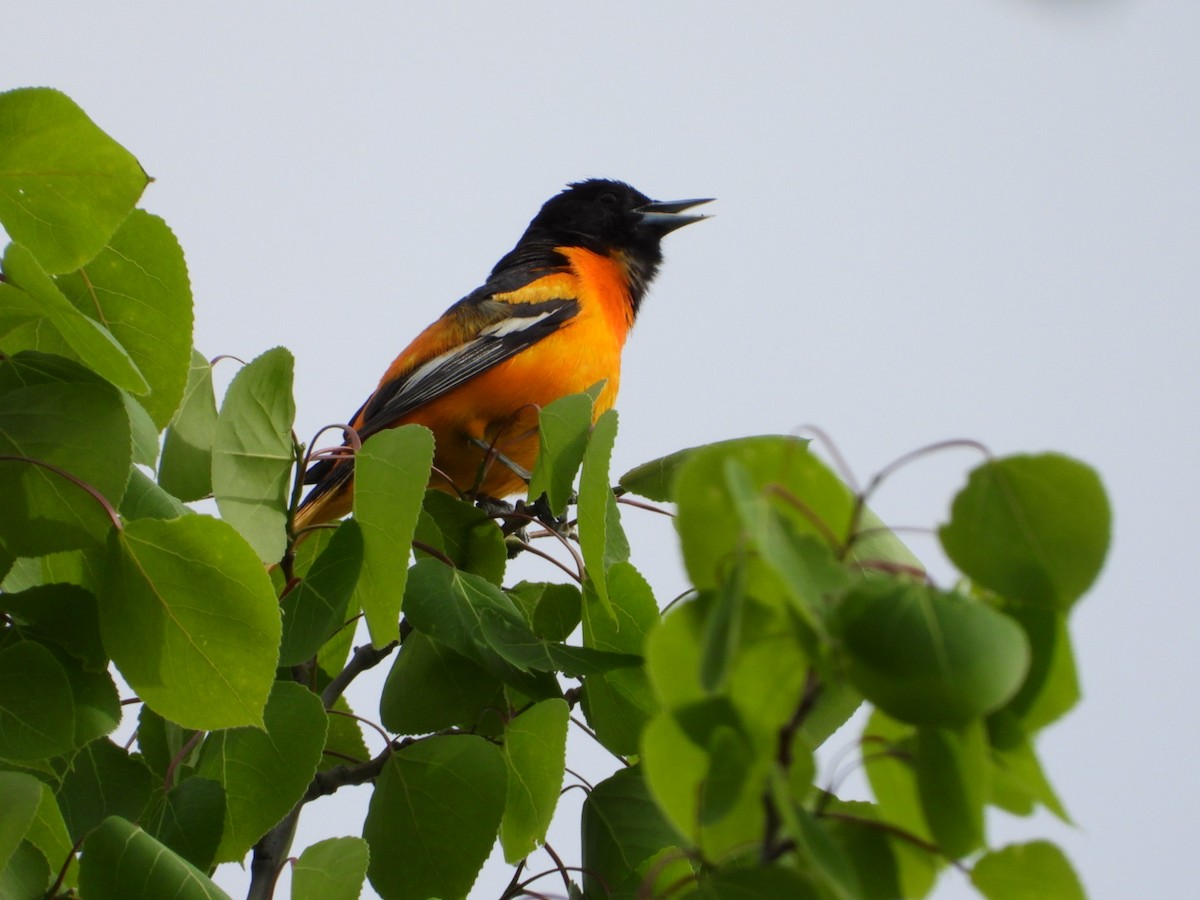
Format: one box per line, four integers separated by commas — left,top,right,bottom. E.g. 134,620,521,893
401,246,634,497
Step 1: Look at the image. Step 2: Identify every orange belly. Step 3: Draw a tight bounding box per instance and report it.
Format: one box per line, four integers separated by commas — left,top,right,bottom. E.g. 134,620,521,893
402,310,623,497
296,245,634,530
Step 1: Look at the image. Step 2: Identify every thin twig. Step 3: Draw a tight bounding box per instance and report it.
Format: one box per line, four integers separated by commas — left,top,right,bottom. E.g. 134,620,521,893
792,423,861,493
499,505,586,579
412,539,457,568
563,766,593,791
507,537,584,583
164,729,205,792
763,670,822,861
846,438,992,552
320,639,399,709
45,833,87,899
325,706,392,751
818,810,969,873
499,859,527,900
615,495,675,517
539,842,574,896
762,483,845,554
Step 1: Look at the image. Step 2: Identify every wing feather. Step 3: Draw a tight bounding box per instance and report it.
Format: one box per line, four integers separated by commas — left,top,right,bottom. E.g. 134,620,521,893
354,297,577,440
301,294,577,491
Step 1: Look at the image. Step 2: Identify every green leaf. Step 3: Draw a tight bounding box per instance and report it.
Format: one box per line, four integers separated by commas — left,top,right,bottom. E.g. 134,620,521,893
195,681,327,863
40,546,107,594
414,489,506,582
508,580,582,642
135,706,200,784
528,387,600,516
99,515,281,730
850,505,926,573
212,346,295,562
1001,604,1080,732
323,696,369,766
836,581,1030,726
581,563,659,755
78,815,231,900
577,408,627,615
799,679,864,752
0,840,50,899
363,735,506,900
0,772,42,872
292,837,370,900
863,714,920,814
0,641,75,760
674,435,856,601
987,712,1071,823
379,631,505,736
860,714,941,898
288,526,333,578
617,443,698,502
940,454,1110,610
0,555,39,592
0,88,146,272
279,519,363,666
821,800,904,900
51,645,120,747
54,210,193,427
316,601,358,683
0,583,106,670
124,394,160,467
120,466,193,521
914,722,987,859
699,541,746,692
401,559,560,699
771,779,861,900
144,777,226,872
580,765,685,899
55,739,154,842
692,867,818,899
821,797,938,898
700,723,756,824
722,454,853,638
159,350,218,501
641,707,766,858
971,840,1085,900
25,780,74,890
352,425,435,647
477,611,641,678
499,698,569,862
0,244,148,394
645,594,810,748
0,352,130,554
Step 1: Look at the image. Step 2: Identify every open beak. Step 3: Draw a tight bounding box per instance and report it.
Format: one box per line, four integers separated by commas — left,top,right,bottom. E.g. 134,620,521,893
636,197,714,233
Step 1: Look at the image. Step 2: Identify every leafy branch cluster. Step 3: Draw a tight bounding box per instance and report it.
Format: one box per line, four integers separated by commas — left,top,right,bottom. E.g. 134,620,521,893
0,87,1108,900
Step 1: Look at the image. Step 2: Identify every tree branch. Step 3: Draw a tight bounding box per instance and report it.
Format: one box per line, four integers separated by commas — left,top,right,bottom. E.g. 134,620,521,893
246,806,299,900
302,749,393,803
320,636,400,709
246,630,404,899
762,670,822,861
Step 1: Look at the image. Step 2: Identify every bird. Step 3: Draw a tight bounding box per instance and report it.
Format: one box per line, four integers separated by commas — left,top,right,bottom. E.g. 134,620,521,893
293,178,711,532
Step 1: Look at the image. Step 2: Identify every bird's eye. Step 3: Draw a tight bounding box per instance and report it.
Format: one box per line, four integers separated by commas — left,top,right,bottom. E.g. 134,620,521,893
598,192,618,206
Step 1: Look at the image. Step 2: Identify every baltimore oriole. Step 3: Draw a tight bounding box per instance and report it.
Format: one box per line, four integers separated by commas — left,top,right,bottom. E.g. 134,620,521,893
294,179,711,531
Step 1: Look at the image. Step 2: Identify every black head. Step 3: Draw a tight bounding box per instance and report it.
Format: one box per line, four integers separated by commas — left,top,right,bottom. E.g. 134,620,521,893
492,179,711,310
528,178,710,252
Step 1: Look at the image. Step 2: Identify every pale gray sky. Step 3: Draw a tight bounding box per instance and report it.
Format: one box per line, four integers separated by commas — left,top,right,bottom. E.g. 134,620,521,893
7,2,1198,898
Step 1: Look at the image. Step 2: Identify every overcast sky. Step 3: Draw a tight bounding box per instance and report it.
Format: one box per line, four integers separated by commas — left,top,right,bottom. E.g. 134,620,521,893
7,2,1198,898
